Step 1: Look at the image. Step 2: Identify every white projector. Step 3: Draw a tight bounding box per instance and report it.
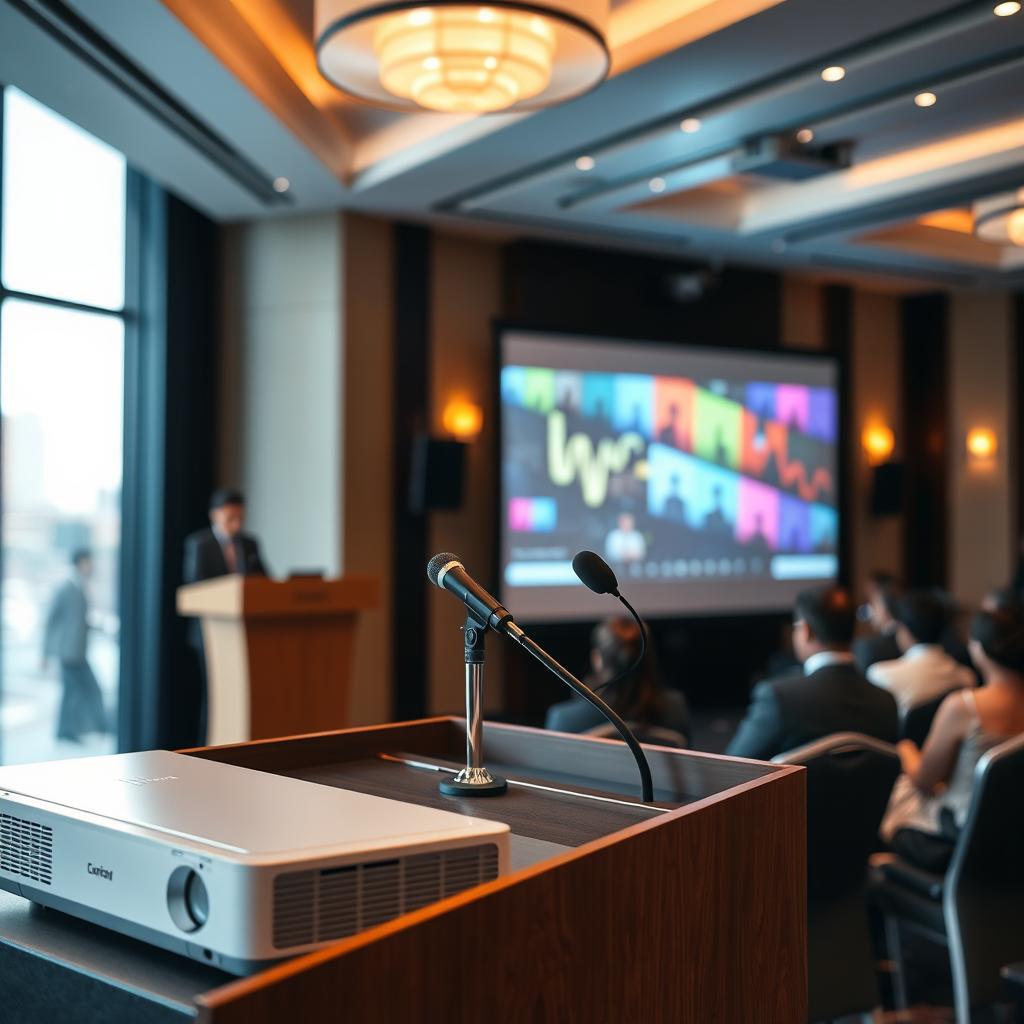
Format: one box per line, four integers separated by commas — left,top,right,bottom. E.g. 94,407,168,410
0,750,509,974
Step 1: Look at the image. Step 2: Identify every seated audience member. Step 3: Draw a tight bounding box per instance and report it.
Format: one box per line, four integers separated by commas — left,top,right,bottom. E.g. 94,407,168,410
880,605,1024,871
545,617,690,740
983,585,1022,613
853,571,902,673
726,586,899,761
868,590,976,714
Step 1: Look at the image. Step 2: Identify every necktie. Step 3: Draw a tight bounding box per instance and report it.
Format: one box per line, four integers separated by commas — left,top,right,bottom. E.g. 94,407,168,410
223,540,238,574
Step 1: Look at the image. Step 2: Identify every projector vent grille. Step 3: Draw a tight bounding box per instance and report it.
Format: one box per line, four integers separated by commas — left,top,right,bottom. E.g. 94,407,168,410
273,843,499,950
0,813,54,885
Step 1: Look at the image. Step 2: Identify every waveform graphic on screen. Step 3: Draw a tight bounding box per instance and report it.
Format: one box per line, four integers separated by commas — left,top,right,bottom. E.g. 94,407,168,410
499,332,841,621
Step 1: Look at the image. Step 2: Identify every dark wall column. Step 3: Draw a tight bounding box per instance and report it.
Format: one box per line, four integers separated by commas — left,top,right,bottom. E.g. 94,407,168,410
824,284,853,588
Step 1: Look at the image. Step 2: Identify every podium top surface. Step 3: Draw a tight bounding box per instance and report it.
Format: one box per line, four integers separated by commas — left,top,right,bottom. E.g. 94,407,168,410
176,574,378,619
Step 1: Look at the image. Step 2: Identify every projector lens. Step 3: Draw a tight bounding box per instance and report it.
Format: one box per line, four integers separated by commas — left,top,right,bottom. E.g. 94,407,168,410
167,866,209,932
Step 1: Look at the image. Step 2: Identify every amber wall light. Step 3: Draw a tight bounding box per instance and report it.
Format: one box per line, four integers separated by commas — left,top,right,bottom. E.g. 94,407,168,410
443,398,484,441
862,424,895,466
966,427,998,463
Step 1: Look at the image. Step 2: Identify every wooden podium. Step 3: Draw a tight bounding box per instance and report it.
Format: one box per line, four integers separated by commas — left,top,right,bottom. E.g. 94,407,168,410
0,718,806,1022
176,575,377,744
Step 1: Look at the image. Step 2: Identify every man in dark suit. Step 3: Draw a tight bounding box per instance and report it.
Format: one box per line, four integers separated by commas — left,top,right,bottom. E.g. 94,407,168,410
182,488,267,743
726,585,898,761
852,571,902,673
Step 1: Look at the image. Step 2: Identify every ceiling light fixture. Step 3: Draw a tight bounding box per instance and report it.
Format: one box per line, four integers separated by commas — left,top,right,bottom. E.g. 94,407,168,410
820,65,846,83
649,177,666,193
272,177,291,193
315,0,610,113
973,187,1024,246
914,91,937,107
680,117,701,134
993,1,1021,15
796,128,814,144
575,155,595,171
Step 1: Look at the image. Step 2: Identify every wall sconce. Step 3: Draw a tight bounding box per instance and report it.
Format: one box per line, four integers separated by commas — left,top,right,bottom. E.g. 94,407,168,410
442,398,484,442
862,424,895,466
966,427,998,464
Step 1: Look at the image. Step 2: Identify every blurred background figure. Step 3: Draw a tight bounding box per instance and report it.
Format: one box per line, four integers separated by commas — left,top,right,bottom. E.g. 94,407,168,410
41,548,108,745
545,617,690,742
604,512,646,564
183,488,267,585
853,571,902,673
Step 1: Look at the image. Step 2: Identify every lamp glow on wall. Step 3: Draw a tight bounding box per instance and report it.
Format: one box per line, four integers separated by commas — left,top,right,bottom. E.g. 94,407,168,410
315,0,609,113
862,423,895,466
443,397,484,441
966,426,998,465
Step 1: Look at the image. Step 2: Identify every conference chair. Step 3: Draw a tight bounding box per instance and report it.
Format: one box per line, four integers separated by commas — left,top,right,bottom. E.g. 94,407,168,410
585,722,687,749
872,734,1024,1023
900,686,967,748
773,733,901,1023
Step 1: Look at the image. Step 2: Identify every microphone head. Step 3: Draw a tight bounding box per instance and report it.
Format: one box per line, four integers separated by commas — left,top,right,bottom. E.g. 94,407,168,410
427,551,462,587
572,550,620,596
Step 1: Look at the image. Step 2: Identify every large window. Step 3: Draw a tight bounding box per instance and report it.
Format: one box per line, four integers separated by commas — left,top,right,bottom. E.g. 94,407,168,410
0,88,129,764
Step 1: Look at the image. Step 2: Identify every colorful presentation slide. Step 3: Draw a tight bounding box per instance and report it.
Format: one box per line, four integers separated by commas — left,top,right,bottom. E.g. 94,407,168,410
499,330,840,621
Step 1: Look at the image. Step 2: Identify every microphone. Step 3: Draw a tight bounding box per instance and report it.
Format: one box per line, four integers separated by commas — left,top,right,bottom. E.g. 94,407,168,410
426,552,514,633
427,551,654,802
572,551,647,695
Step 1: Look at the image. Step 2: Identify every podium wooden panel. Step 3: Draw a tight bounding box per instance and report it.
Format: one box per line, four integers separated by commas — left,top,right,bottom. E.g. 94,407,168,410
177,576,377,744
0,718,806,1022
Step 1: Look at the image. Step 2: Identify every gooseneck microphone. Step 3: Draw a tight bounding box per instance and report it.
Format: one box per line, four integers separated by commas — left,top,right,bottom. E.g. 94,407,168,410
427,552,654,803
571,551,647,695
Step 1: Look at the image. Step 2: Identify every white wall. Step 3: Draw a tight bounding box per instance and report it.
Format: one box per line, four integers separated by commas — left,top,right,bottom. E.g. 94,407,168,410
948,291,1016,605
220,214,342,578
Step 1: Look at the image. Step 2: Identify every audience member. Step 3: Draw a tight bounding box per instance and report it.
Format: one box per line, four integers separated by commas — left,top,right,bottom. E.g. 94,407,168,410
726,586,898,761
868,590,976,714
853,571,902,673
545,617,690,740
880,604,1024,871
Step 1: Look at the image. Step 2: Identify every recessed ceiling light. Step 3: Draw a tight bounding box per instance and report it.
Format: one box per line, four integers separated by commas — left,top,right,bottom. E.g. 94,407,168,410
680,117,701,134
575,155,595,171
649,177,667,193
994,1,1021,15
820,65,846,83
914,91,937,107
272,177,290,193
796,128,814,144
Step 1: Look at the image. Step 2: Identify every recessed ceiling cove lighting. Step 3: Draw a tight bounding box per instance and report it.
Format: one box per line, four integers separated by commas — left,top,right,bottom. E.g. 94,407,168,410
649,177,666,193
272,177,291,193
679,118,701,133
575,155,595,171
315,0,610,113
994,1,1021,15
820,65,846,83
914,91,937,107
796,128,814,144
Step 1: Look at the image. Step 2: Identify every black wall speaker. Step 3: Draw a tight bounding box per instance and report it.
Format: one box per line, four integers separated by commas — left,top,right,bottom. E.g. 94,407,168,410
409,434,467,512
870,461,905,517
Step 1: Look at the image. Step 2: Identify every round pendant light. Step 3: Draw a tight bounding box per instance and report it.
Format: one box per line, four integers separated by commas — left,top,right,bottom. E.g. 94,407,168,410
315,0,609,113
973,188,1024,246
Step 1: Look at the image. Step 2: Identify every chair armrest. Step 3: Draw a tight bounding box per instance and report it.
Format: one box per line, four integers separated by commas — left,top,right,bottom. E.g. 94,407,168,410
879,857,944,901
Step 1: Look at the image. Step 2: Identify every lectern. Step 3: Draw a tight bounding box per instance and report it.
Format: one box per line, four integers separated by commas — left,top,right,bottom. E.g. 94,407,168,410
176,576,377,744
0,718,807,1023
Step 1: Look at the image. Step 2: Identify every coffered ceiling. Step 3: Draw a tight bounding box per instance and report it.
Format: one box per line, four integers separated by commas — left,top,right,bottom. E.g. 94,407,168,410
2,0,1023,286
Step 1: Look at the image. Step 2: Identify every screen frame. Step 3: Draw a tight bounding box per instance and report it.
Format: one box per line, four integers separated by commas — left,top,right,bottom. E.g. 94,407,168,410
492,320,849,624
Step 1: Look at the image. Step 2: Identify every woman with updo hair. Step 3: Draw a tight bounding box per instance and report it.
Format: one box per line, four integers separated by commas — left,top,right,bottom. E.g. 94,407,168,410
544,617,690,742
880,604,1024,870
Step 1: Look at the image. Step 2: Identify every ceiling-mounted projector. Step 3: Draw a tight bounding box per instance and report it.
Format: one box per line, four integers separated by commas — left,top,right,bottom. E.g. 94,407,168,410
732,134,853,181
0,751,509,974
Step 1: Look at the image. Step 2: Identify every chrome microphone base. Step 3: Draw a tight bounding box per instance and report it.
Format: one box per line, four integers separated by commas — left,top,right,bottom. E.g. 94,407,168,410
439,767,508,797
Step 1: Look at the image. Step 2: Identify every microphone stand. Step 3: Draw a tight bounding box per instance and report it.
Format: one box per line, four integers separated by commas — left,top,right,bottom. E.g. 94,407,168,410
438,613,508,797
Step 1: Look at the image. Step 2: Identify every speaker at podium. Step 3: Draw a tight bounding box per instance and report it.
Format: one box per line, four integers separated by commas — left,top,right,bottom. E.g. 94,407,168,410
177,574,378,745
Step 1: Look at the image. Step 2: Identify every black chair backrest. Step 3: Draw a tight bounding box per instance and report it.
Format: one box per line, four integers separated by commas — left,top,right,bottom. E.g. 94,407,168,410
775,733,900,899
901,686,967,748
950,733,1024,884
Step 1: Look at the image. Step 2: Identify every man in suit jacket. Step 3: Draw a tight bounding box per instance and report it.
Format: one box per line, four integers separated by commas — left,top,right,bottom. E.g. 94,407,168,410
182,489,267,743
42,548,108,743
727,585,899,761
852,571,903,673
